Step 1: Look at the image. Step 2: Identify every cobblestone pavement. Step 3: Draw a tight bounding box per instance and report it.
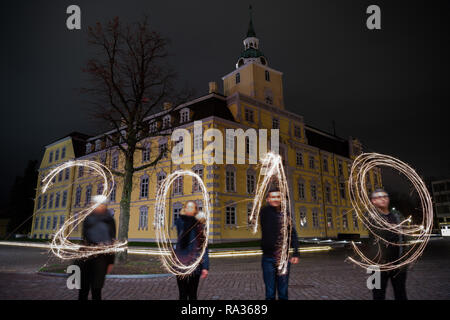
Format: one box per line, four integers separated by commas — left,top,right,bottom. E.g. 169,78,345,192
0,239,449,300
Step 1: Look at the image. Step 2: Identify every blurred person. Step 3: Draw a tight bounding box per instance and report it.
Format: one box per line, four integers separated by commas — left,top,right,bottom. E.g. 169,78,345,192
76,195,116,300
174,200,209,300
259,187,300,300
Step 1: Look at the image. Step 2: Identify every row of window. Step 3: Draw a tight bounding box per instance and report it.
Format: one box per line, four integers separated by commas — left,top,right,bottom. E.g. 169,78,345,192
74,183,116,207
34,215,65,231
244,110,302,138
85,109,192,154
40,168,70,186
37,191,68,210
298,208,360,230
235,70,271,85
297,180,348,202
117,205,361,231
48,147,67,163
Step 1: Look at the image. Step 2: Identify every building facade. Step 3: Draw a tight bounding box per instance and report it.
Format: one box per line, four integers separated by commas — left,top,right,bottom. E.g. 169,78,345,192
30,12,381,242
431,179,450,228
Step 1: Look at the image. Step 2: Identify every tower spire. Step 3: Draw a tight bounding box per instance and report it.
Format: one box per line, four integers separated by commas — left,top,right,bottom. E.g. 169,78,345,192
235,5,268,69
247,5,256,38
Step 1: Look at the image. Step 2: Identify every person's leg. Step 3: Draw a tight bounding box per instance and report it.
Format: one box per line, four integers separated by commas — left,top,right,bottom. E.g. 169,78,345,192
176,275,189,300
391,268,408,300
188,273,201,300
261,256,276,300
78,259,90,300
372,270,389,300
277,262,291,300
78,281,90,300
91,288,102,300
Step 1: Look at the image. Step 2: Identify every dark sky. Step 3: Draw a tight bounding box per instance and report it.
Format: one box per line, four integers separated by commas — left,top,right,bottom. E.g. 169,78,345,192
1,0,449,203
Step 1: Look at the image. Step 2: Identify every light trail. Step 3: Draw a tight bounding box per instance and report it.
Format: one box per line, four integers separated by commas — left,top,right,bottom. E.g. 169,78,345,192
248,152,292,275
347,153,433,271
42,160,127,260
154,170,210,276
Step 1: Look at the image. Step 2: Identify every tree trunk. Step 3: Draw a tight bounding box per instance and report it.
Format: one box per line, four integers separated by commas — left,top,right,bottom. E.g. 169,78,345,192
116,154,134,264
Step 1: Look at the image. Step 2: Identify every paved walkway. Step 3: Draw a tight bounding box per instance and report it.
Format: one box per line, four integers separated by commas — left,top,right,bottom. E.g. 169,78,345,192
0,240,449,300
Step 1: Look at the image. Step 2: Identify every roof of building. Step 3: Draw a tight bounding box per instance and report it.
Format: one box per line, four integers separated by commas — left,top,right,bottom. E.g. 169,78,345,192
46,131,91,157
305,125,350,158
239,47,265,60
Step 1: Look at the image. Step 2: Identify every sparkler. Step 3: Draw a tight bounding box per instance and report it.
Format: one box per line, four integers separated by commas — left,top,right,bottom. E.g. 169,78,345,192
154,170,210,276
43,160,127,260
248,152,292,275
347,153,433,271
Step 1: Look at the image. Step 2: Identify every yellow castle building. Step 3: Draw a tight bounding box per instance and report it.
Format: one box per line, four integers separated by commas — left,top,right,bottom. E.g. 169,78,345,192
30,11,381,242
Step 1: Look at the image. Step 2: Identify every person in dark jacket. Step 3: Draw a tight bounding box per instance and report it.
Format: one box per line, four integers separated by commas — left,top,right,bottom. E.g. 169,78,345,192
76,195,116,300
260,187,300,300
366,188,408,300
174,200,209,300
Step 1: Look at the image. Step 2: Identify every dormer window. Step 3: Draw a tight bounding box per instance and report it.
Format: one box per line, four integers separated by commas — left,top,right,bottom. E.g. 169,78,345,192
180,108,190,123
163,115,171,129
85,143,92,154
105,136,113,147
119,130,126,143
95,139,102,151
149,121,158,134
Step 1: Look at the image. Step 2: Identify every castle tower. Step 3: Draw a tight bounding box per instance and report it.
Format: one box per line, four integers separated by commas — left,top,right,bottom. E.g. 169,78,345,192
222,5,285,109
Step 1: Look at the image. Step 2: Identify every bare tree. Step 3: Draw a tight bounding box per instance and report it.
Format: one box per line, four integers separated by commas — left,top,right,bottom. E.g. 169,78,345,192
82,16,194,263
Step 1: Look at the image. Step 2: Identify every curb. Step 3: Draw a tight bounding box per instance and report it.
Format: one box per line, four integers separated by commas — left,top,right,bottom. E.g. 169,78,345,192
37,271,172,279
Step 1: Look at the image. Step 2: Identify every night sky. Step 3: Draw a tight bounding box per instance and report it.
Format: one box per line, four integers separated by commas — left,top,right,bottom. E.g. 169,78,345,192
1,0,449,204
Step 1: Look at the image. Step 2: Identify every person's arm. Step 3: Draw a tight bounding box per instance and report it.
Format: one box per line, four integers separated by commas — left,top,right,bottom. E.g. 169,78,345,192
110,216,117,239
81,217,89,245
200,245,209,271
199,222,209,278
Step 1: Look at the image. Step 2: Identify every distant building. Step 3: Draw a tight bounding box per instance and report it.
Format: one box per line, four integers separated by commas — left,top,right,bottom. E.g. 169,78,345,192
431,179,450,228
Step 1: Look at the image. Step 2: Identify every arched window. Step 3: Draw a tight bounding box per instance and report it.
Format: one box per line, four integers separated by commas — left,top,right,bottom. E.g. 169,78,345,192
139,206,148,230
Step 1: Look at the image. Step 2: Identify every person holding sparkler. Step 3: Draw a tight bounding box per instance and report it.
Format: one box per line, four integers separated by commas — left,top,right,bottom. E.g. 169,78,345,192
173,200,209,300
367,188,408,300
259,187,299,300
76,194,116,300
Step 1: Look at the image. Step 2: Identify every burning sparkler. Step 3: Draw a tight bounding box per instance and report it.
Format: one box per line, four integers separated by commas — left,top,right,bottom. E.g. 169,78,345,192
154,170,210,276
248,152,292,275
44,160,127,260
347,153,433,271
